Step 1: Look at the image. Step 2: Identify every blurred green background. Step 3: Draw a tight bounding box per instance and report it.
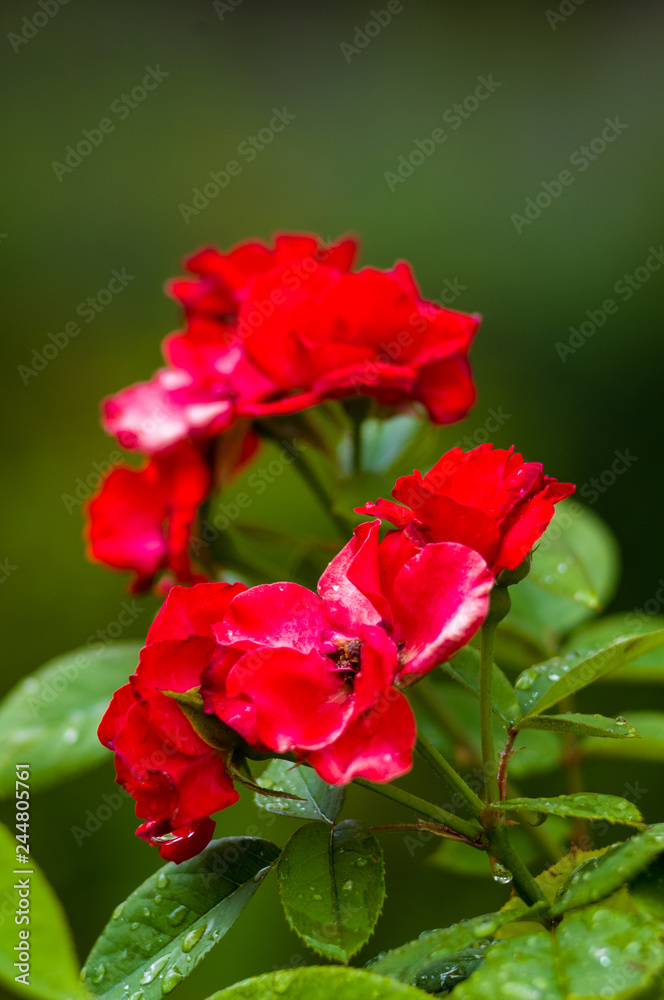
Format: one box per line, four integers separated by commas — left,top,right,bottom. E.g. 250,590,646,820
2,1,664,997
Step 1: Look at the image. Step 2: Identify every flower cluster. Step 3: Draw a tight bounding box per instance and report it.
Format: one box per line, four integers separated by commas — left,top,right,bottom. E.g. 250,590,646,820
85,233,480,591
99,443,573,863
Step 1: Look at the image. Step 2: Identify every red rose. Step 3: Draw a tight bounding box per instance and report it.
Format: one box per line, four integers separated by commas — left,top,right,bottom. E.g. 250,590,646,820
169,234,479,425
202,520,492,783
85,440,210,592
98,583,246,862
103,233,479,459
356,444,575,577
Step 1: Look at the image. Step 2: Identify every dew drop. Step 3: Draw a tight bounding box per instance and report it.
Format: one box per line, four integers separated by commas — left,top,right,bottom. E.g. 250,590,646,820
112,902,126,920
491,862,513,885
156,874,170,889
312,893,323,901
140,955,169,985
342,880,353,892
182,926,205,953
167,906,187,926
515,675,533,692
128,992,145,1000
355,857,368,868
90,964,106,984
160,969,184,995
615,717,628,725
130,922,140,931
154,894,163,905
142,907,151,919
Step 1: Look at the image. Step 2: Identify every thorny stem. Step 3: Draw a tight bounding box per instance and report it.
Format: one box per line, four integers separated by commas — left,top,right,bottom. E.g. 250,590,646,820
497,728,519,800
354,778,483,843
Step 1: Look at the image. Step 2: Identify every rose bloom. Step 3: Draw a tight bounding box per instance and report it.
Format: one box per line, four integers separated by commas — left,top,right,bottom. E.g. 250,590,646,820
102,233,480,453
203,519,493,784
356,444,575,577
100,522,493,860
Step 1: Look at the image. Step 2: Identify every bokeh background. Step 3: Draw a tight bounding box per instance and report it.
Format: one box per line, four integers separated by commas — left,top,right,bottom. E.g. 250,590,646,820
2,1,664,997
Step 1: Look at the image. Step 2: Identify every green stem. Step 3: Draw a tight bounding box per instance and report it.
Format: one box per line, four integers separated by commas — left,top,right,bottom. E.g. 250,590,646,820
416,734,485,818
354,778,482,842
479,618,501,805
486,824,548,907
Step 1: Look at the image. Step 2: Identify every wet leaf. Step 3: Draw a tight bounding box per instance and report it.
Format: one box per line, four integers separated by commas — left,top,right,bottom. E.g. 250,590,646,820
516,713,640,739
206,966,426,1000
277,820,384,962
255,759,345,824
82,837,279,999
495,793,644,828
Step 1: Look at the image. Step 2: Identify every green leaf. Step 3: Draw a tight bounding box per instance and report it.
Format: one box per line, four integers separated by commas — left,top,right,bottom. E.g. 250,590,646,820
441,647,520,727
206,966,426,1000
582,711,664,761
0,642,142,798
528,500,620,611
495,793,645,827
454,906,664,1000
277,820,384,962
551,824,664,915
516,713,640,739
255,759,345,824
564,614,664,683
82,837,279,999
514,627,664,718
0,822,86,1000
366,909,535,985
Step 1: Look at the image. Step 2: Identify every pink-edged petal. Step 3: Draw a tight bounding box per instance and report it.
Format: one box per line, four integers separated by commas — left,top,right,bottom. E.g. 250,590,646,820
224,647,352,753
390,542,493,681
308,691,416,784
214,583,326,653
319,521,390,632
147,581,246,644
